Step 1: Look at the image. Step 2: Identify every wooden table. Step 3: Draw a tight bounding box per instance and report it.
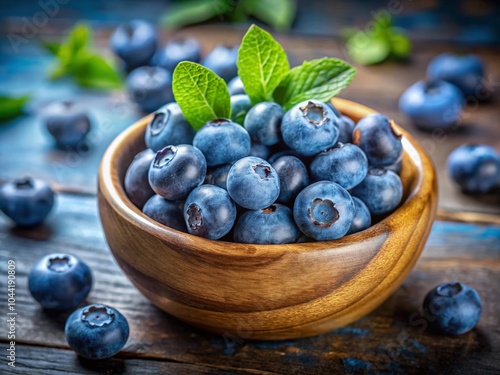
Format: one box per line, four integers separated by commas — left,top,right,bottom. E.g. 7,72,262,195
1,24,499,374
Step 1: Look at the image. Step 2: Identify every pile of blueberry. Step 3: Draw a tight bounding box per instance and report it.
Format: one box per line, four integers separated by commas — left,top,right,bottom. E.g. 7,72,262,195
125,98,405,243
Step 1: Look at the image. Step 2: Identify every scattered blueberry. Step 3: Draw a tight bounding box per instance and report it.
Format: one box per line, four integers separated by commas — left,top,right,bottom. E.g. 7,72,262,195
423,282,481,335
271,155,309,205
281,100,339,156
143,194,186,232
226,156,280,210
193,118,251,167
337,115,356,144
352,113,403,168
230,94,252,125
126,66,173,113
427,53,485,97
227,76,246,95
201,45,238,82
29,253,92,310
351,168,403,215
124,149,155,209
206,163,232,190
110,20,157,70
347,197,371,235
43,101,91,148
447,144,500,194
399,80,464,131
244,102,284,146
152,37,201,72
293,181,354,240
249,142,271,160
234,204,299,244
310,143,368,190
145,103,195,151
0,177,55,227
148,145,206,200
65,304,129,359
184,185,236,239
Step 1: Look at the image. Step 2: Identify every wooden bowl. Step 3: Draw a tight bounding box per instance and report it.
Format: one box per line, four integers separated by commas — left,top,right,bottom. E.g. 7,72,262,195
98,98,438,340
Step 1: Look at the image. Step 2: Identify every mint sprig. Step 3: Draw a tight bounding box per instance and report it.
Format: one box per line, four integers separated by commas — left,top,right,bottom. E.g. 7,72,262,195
0,95,30,122
173,62,231,130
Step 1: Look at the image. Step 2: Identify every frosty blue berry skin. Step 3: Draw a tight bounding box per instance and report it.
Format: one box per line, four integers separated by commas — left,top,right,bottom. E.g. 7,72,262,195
228,76,246,95
184,185,237,240
244,102,284,146
423,282,482,335
29,254,92,310
124,149,155,209
0,177,55,227
142,194,186,232
230,94,252,125
337,115,356,144
206,164,232,191
281,100,339,156
152,37,201,72
201,45,238,82
145,103,195,152
233,204,299,244
126,66,173,113
271,155,309,205
347,197,372,235
293,181,354,241
43,101,92,148
65,304,129,359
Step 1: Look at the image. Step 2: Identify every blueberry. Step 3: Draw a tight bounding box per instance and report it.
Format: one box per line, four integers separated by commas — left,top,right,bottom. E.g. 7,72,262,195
447,144,500,194
227,156,280,210
326,101,341,117
110,20,157,70
352,113,403,168
244,102,284,146
143,194,186,232
184,185,236,239
271,156,309,205
337,116,356,144
293,181,354,241
193,119,251,167
230,94,252,125
0,177,55,227
399,80,464,131
234,204,299,244
351,168,403,215
65,304,129,359
152,37,201,72
201,45,238,82
386,159,402,174
310,143,368,190
427,53,485,97
205,163,232,190
281,100,339,156
126,66,173,113
124,149,155,209
249,142,271,160
347,197,371,235
145,103,195,151
29,253,92,310
228,76,245,95
148,145,206,200
267,149,305,165
43,101,91,148
423,282,481,335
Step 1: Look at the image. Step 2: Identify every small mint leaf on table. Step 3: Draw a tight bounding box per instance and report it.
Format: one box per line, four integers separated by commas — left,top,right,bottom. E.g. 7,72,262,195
173,62,231,130
73,52,123,90
345,33,391,65
274,58,356,111
161,0,229,28
0,95,30,122
243,0,297,31
237,24,290,104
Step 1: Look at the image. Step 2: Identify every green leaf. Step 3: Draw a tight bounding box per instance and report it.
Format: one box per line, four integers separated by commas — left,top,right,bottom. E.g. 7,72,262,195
244,0,297,30
173,62,231,130
273,57,356,110
40,40,61,55
389,28,411,59
237,25,290,104
58,23,91,65
345,33,391,65
72,51,123,90
0,95,30,122
161,0,230,28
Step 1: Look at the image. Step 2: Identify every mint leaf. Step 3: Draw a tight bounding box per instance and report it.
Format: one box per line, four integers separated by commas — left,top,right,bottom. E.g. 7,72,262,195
40,40,61,55
237,25,289,104
173,62,231,130
161,0,229,28
58,23,91,66
345,33,391,65
244,0,297,31
0,95,30,122
73,52,123,90
389,28,411,59
274,58,356,110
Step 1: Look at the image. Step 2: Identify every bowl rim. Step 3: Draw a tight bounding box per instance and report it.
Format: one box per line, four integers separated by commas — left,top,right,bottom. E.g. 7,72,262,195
98,98,437,257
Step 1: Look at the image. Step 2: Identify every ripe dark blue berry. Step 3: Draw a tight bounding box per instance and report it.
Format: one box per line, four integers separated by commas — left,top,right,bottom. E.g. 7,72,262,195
65,304,129,359
126,66,173,113
228,76,245,95
124,149,155,209
206,163,232,190
29,253,92,310
227,156,280,210
244,102,284,146
249,142,271,160
145,103,195,151
149,145,206,200
233,204,299,244
143,194,186,232
281,100,339,156
347,197,371,235
43,101,91,148
193,119,251,167
152,38,201,72
0,177,55,227
293,181,354,241
337,115,355,144
184,185,236,240
271,155,309,205
201,45,238,82
423,282,481,335
230,94,252,125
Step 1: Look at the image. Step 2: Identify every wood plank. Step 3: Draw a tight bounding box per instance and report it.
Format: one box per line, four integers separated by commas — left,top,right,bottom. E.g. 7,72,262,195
0,194,499,374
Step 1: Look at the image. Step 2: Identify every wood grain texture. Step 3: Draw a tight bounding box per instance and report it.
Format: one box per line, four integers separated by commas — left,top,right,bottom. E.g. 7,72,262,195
95,98,437,339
